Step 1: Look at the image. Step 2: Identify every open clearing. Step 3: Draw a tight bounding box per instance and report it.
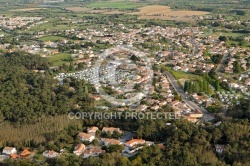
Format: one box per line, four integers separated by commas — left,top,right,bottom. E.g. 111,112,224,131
9,8,46,12
47,53,71,66
65,7,91,12
0,30,8,35
39,35,66,42
131,5,210,21
170,70,201,80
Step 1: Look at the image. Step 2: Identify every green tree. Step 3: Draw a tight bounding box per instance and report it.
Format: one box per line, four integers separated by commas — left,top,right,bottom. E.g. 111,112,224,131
92,139,99,146
233,61,242,73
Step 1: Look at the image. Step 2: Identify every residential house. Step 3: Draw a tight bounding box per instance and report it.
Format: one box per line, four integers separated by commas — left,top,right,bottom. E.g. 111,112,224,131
87,126,99,134
137,104,147,111
102,138,122,146
170,100,180,107
78,132,95,142
102,127,122,134
20,149,31,159
2,147,17,155
215,144,224,154
83,147,105,158
184,116,199,123
189,109,203,118
73,144,86,156
151,105,159,111
125,139,146,147
157,143,166,149
229,83,240,89
10,154,19,159
245,78,250,86
192,94,209,104
43,150,59,158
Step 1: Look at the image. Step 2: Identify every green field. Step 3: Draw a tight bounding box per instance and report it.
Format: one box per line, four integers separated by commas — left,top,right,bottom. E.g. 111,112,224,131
39,35,66,42
29,21,77,31
161,65,201,80
86,1,147,9
227,40,250,48
47,52,71,66
170,70,201,80
0,30,8,35
213,32,247,38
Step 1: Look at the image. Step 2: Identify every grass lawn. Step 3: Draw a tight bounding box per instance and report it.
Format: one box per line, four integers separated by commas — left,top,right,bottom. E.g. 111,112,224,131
47,53,71,66
226,40,250,48
0,30,8,35
170,70,201,80
86,1,147,9
39,35,66,42
161,65,201,80
29,21,77,31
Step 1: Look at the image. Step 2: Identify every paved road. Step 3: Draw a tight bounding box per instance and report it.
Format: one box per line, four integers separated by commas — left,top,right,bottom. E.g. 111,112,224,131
215,52,229,75
165,71,214,122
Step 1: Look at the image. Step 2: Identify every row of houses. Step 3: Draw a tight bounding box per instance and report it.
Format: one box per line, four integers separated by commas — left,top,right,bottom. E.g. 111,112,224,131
0,16,43,30
76,126,155,157
1,147,31,159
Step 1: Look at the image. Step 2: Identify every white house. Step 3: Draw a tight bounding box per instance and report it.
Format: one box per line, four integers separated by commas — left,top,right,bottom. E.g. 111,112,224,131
102,127,122,134
73,144,86,156
125,139,146,147
2,147,17,155
87,126,99,134
102,138,122,146
78,132,95,142
215,144,224,154
83,147,105,158
43,150,59,158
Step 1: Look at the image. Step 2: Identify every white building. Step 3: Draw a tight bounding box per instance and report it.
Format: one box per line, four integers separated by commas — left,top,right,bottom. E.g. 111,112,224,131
73,144,86,156
43,150,59,158
83,147,105,158
78,132,95,142
87,126,99,134
2,147,17,155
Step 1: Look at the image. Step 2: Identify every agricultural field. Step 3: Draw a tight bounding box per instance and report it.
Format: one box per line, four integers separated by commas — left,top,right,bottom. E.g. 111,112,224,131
9,8,46,12
227,40,250,48
39,35,66,42
86,1,147,9
65,7,91,12
130,5,210,21
83,9,126,14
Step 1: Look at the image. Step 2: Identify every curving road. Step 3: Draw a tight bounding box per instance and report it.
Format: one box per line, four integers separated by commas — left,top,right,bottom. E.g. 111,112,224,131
165,71,214,122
